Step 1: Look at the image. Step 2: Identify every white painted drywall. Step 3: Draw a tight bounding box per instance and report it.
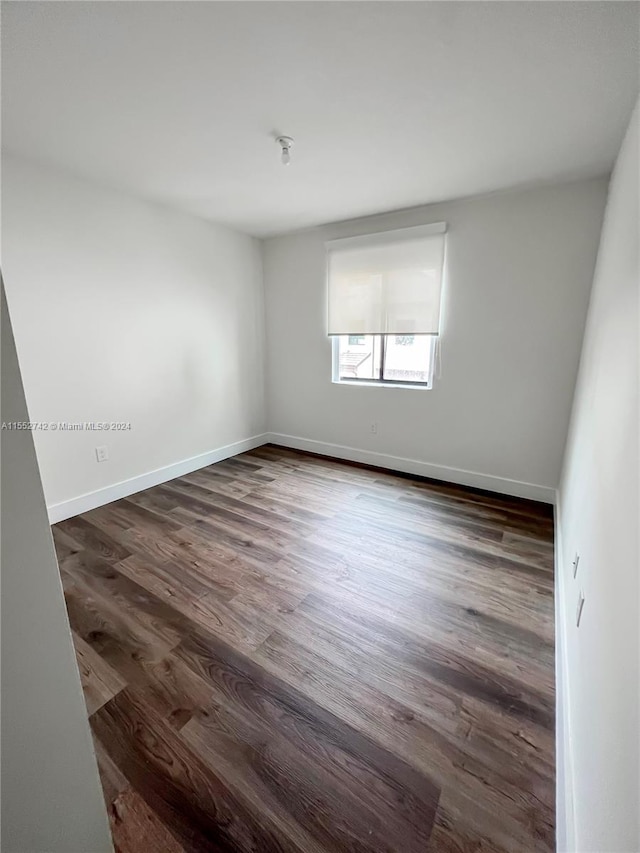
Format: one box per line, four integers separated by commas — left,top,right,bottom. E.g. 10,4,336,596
1,283,113,852
556,101,639,852
4,1,638,236
262,179,608,498
1,156,266,512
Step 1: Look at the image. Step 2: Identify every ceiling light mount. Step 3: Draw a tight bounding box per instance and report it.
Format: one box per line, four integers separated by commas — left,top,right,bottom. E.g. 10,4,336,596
276,135,294,166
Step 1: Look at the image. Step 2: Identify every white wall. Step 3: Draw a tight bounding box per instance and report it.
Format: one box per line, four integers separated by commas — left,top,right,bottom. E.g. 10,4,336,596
556,103,639,852
1,156,266,517
263,179,608,500
1,283,113,852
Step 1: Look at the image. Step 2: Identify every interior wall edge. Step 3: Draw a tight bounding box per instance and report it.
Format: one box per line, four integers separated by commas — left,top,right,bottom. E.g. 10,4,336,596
47,432,270,524
267,432,556,504
554,491,577,853
1,283,113,852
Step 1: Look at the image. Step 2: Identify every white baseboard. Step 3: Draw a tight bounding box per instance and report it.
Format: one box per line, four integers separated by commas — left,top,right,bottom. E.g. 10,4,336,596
47,433,269,524
49,430,555,523
266,432,556,503
554,492,576,852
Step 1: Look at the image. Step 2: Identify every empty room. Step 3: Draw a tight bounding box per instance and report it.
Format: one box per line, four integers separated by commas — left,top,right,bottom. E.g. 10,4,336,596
1,2,638,852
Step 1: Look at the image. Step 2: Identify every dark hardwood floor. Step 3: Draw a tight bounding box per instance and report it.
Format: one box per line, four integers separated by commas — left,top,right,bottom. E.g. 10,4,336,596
52,444,555,853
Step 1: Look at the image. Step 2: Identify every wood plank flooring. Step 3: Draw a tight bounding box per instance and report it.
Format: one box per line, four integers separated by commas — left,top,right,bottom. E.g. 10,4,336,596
52,445,555,853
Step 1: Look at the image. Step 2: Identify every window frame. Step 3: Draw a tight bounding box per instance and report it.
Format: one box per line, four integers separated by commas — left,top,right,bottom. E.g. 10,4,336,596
331,334,437,390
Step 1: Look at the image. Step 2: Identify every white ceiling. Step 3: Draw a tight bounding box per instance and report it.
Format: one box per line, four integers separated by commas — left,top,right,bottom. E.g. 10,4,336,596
2,2,638,237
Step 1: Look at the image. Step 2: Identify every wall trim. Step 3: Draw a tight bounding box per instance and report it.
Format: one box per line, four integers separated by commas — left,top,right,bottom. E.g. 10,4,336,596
47,433,270,523
267,432,556,503
48,430,557,523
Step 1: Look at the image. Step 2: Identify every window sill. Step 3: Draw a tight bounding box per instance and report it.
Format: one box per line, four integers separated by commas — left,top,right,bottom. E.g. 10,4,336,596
332,379,432,391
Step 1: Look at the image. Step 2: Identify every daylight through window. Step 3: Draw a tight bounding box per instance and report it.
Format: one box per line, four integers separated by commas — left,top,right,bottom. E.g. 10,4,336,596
327,223,445,388
334,334,435,386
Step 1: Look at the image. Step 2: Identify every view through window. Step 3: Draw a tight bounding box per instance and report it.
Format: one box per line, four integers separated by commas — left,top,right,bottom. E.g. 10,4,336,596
334,334,435,386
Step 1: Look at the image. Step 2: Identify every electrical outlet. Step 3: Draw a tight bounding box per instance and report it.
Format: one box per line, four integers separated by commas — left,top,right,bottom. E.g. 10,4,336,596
370,423,378,435
95,445,109,463
576,591,585,627
572,552,580,578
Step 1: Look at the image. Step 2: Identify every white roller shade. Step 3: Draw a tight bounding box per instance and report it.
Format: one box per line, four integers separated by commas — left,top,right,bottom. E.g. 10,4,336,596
327,223,446,335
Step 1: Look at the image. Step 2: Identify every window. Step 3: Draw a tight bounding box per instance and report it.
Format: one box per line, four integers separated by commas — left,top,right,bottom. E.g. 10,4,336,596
326,222,446,389
333,333,436,387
